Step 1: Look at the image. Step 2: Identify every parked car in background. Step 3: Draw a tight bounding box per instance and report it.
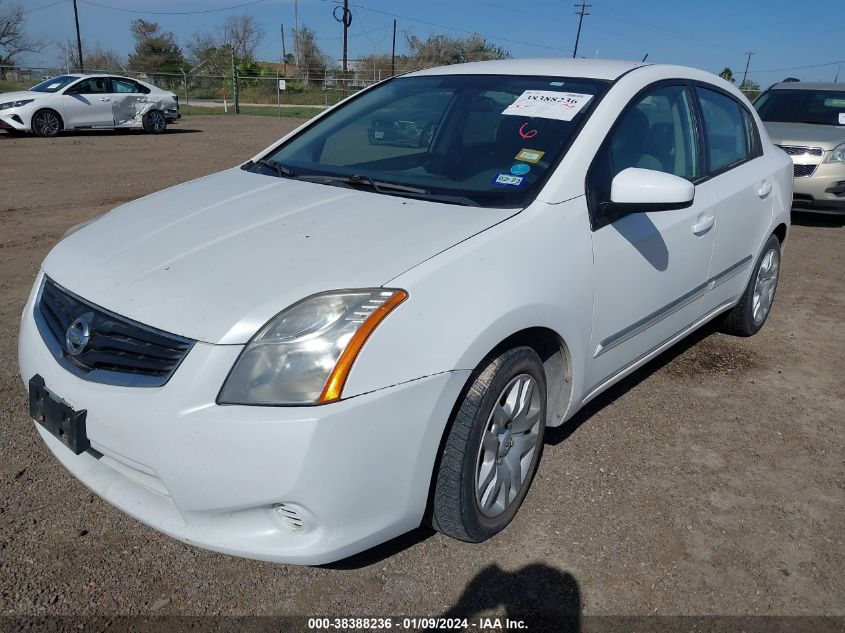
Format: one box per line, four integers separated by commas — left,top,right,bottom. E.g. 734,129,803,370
0,73,179,137
755,82,845,215
19,59,791,564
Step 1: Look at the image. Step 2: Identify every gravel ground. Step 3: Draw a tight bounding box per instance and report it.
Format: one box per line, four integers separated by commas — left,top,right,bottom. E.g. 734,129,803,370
0,116,843,628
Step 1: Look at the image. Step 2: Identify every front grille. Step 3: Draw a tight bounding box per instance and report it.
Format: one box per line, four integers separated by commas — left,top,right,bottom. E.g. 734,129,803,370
34,277,194,387
794,164,818,178
778,145,823,157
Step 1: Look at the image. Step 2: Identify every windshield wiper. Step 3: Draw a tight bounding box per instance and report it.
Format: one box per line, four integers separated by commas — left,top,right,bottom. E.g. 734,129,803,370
298,174,479,206
298,173,427,194
242,159,297,178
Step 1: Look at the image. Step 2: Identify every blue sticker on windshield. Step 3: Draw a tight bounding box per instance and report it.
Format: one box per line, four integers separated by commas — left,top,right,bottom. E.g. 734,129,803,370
493,173,524,187
510,163,531,176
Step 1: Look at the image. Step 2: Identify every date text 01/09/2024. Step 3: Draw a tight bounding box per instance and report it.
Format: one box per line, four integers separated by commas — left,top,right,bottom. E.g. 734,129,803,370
306,616,529,630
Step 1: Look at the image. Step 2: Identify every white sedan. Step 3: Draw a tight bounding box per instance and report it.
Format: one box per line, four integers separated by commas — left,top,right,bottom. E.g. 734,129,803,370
0,73,178,136
18,59,791,564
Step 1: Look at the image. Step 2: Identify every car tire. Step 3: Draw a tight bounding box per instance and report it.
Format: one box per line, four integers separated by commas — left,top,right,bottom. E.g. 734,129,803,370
142,110,167,134
431,346,547,543
31,109,63,137
720,233,782,337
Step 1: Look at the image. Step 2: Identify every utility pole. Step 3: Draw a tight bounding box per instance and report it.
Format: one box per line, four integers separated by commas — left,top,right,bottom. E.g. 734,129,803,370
72,0,83,71
391,19,396,76
572,1,590,58
281,24,287,75
333,0,352,72
230,45,239,115
741,51,754,86
294,0,299,73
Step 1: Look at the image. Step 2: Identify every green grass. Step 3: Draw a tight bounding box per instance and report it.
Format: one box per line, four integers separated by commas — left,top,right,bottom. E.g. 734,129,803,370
180,104,324,119
0,79,31,93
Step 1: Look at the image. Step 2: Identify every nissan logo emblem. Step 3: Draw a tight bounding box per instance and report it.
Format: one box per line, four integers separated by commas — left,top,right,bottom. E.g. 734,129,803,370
65,317,91,356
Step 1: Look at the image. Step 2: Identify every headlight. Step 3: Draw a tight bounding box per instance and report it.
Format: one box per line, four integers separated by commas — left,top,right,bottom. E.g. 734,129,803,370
0,99,34,110
826,142,845,164
218,289,407,405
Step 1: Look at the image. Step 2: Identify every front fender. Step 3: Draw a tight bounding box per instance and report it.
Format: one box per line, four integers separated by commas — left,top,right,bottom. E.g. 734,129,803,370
342,198,595,414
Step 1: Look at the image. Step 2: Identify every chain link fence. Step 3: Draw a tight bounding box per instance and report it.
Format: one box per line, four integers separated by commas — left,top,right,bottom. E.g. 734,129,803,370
1,64,764,110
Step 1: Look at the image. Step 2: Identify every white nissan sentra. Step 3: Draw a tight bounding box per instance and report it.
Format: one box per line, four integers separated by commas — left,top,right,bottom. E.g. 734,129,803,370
18,59,791,564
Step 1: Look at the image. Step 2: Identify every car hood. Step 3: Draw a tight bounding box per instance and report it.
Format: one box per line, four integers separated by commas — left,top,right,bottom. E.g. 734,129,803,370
43,169,516,344
0,90,41,103
763,122,845,151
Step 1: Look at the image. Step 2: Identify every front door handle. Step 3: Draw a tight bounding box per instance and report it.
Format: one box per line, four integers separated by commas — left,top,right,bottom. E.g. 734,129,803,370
692,214,716,235
99,97,111,102
758,181,772,198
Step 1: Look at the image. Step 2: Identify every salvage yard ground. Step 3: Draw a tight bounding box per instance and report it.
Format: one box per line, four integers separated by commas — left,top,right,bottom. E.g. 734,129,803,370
0,115,843,623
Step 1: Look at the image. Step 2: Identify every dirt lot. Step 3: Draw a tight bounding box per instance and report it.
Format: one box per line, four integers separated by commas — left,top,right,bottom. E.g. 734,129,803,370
0,116,843,628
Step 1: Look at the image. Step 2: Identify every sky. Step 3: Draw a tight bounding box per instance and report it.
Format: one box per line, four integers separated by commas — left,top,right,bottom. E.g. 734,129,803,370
19,0,845,85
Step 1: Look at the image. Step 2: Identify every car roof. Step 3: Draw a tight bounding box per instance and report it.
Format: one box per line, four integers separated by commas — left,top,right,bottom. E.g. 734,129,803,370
770,82,844,91
405,58,651,81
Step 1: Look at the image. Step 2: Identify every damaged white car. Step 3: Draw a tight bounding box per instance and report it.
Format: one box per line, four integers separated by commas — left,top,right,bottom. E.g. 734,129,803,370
0,73,179,137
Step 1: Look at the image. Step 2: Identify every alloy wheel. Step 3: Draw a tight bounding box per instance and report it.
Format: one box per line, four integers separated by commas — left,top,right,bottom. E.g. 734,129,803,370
475,374,543,518
752,247,780,324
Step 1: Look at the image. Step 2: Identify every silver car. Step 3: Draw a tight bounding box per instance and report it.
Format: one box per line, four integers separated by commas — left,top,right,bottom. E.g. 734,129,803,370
755,82,845,215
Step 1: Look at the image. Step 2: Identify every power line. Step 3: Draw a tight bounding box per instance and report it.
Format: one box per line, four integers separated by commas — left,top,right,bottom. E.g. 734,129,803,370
320,0,571,53
77,0,269,15
749,59,845,74
23,0,67,15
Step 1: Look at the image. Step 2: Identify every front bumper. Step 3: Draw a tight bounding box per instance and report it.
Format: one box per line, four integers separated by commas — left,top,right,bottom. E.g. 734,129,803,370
18,276,469,564
0,108,31,131
792,161,845,214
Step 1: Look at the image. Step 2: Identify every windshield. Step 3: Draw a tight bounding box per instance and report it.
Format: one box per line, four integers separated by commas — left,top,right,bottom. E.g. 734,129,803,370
260,74,609,207
755,89,845,126
29,75,79,93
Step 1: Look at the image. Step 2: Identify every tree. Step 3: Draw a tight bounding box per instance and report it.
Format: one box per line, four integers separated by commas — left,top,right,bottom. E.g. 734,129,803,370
0,1,43,71
58,40,123,73
405,33,509,68
293,26,332,82
221,14,264,61
739,78,760,92
719,67,735,83
127,19,185,72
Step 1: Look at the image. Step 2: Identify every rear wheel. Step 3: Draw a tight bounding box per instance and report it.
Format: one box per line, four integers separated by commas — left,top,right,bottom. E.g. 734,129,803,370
32,109,63,137
720,233,782,336
142,109,167,134
431,347,546,542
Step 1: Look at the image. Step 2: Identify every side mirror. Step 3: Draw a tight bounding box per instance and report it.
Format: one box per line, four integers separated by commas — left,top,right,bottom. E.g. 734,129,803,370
608,167,695,211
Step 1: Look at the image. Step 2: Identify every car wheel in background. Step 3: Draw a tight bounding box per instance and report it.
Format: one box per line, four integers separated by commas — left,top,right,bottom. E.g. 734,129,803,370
431,346,547,543
31,109,63,137
720,233,782,337
142,110,167,134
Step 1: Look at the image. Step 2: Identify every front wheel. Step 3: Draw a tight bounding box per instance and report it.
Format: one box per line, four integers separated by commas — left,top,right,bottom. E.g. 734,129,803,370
142,109,167,134
431,347,546,543
32,109,63,137
720,233,782,336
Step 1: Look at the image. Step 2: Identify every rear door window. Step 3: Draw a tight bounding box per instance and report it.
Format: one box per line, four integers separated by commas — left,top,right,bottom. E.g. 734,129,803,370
696,87,750,172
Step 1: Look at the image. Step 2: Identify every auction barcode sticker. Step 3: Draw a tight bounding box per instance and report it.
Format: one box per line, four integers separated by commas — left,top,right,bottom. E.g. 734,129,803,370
502,90,593,121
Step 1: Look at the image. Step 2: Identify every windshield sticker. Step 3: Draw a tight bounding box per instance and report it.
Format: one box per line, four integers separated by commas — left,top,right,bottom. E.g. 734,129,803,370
510,163,531,176
550,81,566,86
518,122,538,140
503,90,594,121
840,112,845,125
493,173,524,187
47,83,60,89
515,148,545,163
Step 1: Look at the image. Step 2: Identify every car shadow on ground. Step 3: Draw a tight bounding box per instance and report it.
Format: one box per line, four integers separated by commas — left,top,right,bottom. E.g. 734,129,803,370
791,210,845,228
440,563,581,632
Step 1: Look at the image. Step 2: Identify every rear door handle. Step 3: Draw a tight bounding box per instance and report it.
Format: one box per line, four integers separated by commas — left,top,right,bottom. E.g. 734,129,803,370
99,97,111,102
692,214,716,235
758,181,772,198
